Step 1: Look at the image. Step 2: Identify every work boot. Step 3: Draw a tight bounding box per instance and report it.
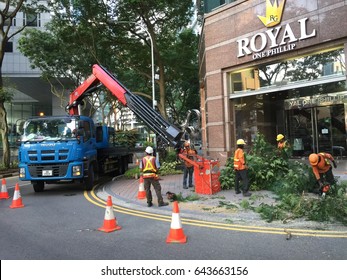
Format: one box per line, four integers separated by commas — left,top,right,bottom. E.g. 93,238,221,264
183,186,188,189
243,192,252,197
158,202,169,207
235,190,241,194
147,202,153,207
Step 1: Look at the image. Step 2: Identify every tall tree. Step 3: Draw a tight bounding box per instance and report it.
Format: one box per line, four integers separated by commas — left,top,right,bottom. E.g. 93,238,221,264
18,0,198,122
110,0,195,118
0,0,46,167
164,28,199,123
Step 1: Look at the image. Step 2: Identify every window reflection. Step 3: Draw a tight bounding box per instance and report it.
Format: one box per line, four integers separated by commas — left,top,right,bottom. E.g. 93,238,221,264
230,48,345,94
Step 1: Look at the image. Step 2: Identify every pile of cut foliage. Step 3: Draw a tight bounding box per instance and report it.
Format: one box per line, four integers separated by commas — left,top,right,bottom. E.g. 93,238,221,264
219,134,347,225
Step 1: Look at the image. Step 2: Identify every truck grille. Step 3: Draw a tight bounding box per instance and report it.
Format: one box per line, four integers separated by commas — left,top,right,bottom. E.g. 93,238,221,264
27,149,70,162
28,164,69,178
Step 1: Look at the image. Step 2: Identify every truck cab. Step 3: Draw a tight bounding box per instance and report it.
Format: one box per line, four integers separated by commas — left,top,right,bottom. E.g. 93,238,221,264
18,115,98,192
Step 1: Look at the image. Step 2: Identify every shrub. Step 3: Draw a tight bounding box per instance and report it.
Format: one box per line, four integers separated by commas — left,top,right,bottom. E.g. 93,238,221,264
163,149,178,163
220,133,347,224
219,157,235,190
124,166,140,179
158,161,182,176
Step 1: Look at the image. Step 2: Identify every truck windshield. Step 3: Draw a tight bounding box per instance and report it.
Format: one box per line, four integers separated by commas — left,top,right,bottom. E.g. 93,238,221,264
21,117,78,142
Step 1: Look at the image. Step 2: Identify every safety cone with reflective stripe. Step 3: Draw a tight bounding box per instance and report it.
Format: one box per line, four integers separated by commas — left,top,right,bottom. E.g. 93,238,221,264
9,183,24,208
166,201,187,243
98,196,122,233
137,176,146,199
0,178,10,199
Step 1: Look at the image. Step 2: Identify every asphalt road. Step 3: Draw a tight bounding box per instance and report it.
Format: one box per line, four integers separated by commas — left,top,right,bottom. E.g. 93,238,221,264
1,176,346,260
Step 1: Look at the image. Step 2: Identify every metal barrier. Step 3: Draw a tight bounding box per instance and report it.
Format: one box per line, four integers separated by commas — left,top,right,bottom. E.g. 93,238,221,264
179,154,221,195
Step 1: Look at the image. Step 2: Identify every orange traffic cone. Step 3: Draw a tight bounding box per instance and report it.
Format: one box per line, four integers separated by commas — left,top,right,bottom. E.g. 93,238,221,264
0,178,10,199
137,176,146,199
166,201,187,243
98,196,122,233
9,183,24,208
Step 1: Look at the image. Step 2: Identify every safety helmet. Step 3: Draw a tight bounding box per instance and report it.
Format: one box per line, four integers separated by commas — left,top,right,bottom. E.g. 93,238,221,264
184,141,190,147
236,139,246,145
309,153,319,165
145,146,154,154
276,134,284,141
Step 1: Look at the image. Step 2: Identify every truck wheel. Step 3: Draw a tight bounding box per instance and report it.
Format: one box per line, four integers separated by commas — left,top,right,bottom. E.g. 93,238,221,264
84,164,94,191
118,157,128,175
33,181,45,192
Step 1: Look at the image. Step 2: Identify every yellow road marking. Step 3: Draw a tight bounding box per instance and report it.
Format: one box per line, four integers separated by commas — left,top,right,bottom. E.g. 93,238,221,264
84,186,347,239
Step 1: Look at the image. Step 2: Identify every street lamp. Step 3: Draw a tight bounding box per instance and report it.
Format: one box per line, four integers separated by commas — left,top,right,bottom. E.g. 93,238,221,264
111,21,156,109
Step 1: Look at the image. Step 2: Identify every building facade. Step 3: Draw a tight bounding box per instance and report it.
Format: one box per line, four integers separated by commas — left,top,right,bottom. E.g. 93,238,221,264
2,1,58,147
199,0,347,164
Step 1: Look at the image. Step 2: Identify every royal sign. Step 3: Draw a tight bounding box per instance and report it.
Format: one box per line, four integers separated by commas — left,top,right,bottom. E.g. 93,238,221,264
237,0,317,59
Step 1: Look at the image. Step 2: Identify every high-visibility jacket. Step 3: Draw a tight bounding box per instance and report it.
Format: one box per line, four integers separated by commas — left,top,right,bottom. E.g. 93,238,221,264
181,148,197,168
311,152,334,180
141,156,158,178
278,140,289,150
234,148,247,170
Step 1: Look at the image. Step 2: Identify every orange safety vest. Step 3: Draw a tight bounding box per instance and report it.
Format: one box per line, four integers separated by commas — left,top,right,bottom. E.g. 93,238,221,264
182,148,197,168
311,152,334,180
278,140,288,150
141,156,158,178
234,148,246,170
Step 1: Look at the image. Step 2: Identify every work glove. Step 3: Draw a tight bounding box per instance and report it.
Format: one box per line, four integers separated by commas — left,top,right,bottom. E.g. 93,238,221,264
332,161,337,168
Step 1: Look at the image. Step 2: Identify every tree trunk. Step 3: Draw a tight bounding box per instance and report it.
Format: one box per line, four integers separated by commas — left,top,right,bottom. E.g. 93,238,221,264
0,101,10,167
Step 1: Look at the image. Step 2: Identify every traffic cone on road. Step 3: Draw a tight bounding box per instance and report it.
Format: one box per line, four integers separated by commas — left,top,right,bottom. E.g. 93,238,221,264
98,196,122,233
137,176,146,200
9,183,24,208
0,178,10,199
166,201,187,243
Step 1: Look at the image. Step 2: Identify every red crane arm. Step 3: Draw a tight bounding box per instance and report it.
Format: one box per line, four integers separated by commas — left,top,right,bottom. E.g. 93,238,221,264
66,64,184,148
67,64,127,115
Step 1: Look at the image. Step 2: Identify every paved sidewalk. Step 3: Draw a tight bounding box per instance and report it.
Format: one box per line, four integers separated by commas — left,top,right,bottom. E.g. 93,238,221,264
96,159,347,230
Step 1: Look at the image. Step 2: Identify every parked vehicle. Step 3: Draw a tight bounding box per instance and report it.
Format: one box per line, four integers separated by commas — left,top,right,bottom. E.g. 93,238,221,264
18,64,184,192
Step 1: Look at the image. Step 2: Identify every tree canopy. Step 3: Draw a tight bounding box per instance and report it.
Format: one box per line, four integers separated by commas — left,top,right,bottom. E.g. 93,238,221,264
18,0,200,123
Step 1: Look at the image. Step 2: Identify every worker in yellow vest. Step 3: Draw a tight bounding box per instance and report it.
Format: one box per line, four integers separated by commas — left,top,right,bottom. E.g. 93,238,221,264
140,146,169,207
234,139,251,197
276,134,291,158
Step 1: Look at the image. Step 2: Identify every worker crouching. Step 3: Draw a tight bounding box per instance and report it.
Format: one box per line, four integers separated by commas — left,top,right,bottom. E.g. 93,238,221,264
308,152,337,194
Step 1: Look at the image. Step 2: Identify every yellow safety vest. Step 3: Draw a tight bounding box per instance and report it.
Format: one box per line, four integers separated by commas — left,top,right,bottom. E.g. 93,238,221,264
142,156,158,178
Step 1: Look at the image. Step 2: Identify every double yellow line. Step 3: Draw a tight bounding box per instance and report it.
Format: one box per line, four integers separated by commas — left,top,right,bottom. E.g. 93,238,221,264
84,186,347,239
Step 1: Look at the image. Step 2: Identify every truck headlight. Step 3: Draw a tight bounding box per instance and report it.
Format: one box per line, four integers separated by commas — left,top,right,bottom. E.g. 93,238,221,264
72,165,81,176
19,168,25,178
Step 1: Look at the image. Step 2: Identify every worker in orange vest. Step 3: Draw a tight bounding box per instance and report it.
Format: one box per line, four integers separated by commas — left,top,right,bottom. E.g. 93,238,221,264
308,152,337,193
140,146,169,207
180,141,197,189
234,139,251,197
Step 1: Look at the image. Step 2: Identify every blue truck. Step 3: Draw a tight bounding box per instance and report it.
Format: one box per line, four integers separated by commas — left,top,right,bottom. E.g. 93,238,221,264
18,64,184,192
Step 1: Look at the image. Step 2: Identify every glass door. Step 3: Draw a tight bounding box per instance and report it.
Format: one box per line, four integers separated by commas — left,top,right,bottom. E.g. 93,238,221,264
287,108,314,156
314,104,346,156
287,104,346,157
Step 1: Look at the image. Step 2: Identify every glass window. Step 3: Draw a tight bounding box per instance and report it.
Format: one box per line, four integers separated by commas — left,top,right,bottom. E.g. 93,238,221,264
5,42,13,52
229,48,345,95
24,12,39,27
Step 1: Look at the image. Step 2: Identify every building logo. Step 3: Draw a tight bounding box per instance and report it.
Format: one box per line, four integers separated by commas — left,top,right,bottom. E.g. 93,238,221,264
257,0,286,27
237,0,316,59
